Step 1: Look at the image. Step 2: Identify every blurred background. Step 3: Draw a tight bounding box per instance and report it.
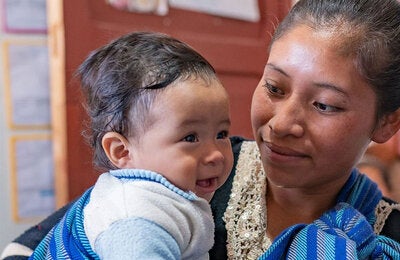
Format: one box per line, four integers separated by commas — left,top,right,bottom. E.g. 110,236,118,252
0,0,399,251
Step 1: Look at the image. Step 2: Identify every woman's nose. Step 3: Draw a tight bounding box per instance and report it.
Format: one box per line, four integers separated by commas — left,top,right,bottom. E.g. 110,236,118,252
268,99,305,138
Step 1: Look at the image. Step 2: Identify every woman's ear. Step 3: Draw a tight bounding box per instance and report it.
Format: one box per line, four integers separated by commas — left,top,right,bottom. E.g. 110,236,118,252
102,132,132,168
372,108,400,143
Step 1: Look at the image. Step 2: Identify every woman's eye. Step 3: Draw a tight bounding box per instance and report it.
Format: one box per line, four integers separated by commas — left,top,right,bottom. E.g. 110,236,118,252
313,102,341,113
264,82,284,96
216,130,229,139
183,134,199,143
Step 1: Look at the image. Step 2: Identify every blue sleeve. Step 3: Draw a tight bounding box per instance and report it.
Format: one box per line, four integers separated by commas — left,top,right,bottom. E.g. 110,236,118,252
94,217,181,260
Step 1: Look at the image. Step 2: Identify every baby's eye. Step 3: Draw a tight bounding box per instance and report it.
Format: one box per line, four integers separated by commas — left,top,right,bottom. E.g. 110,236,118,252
183,134,199,143
216,130,229,139
264,82,284,96
313,102,341,113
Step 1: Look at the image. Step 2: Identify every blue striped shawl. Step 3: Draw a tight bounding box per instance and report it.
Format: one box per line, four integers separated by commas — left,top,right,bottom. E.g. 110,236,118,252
28,169,199,260
29,188,98,260
258,169,400,260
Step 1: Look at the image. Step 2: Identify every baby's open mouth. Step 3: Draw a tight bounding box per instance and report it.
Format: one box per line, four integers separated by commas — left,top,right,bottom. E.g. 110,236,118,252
196,178,217,192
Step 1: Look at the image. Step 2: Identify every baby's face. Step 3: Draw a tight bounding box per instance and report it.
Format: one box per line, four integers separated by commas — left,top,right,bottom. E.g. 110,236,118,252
126,78,233,202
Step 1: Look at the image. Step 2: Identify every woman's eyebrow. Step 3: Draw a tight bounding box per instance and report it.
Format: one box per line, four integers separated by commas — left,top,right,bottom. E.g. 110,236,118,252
266,63,349,97
313,82,349,97
265,63,290,78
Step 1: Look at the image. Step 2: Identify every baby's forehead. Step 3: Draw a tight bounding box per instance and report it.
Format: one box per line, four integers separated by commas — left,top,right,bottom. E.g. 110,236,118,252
154,77,224,97
149,79,229,116
162,77,225,97
170,74,220,87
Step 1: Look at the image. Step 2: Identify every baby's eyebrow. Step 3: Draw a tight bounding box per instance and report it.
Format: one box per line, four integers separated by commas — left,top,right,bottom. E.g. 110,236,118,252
179,118,231,127
180,118,203,126
221,118,232,126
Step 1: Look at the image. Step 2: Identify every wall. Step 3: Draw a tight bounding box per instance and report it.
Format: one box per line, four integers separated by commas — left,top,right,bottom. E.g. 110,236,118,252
0,0,52,251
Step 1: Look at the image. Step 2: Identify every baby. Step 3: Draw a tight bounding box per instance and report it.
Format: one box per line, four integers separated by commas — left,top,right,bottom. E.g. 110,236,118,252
30,31,233,259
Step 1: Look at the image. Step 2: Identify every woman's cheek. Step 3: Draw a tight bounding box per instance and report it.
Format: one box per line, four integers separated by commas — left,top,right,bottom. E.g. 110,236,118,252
251,95,272,130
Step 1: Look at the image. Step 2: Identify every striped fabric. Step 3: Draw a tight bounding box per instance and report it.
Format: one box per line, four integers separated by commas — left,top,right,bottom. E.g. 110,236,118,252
258,169,400,260
27,169,201,260
29,188,99,260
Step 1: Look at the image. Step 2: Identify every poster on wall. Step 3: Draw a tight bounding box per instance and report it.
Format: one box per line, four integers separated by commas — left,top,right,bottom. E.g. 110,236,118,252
2,40,51,129
105,0,260,22
106,0,168,15
10,135,55,221
169,0,260,22
1,0,47,33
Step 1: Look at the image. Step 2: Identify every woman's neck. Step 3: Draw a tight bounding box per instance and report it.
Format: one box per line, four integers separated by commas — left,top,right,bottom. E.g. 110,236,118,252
265,182,339,240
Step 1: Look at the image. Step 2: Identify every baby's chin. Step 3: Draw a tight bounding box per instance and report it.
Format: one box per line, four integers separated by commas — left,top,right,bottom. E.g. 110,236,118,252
198,191,215,202
195,177,218,202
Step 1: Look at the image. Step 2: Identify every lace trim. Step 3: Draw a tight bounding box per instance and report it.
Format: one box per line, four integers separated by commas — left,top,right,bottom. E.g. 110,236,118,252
224,141,271,260
374,199,400,234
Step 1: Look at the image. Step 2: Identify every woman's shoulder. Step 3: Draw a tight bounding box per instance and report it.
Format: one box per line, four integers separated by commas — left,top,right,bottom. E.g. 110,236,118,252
229,136,257,162
210,137,260,259
376,197,400,243
212,136,252,213
230,136,252,150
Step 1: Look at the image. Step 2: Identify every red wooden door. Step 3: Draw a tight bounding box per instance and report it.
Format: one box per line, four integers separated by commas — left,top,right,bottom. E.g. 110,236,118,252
63,0,291,200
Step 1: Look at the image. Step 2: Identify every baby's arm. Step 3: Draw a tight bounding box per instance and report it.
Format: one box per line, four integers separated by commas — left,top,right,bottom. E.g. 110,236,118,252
94,217,181,260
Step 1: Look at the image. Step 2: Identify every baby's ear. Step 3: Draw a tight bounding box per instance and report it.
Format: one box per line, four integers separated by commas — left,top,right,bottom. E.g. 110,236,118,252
102,132,132,168
372,108,400,143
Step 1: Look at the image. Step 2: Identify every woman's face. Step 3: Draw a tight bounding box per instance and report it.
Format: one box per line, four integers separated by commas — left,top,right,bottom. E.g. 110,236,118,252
251,24,379,191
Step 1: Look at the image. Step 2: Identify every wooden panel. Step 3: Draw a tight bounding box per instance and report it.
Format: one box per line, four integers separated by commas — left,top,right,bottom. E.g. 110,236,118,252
47,0,68,207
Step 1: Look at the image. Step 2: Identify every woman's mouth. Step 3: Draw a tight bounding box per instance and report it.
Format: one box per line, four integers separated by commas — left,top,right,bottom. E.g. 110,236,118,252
264,141,310,163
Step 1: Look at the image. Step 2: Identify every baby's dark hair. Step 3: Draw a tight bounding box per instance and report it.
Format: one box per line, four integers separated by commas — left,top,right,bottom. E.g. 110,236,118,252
77,31,218,170
272,0,400,117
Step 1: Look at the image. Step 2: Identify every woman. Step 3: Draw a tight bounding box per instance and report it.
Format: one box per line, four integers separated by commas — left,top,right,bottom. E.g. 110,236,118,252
2,0,400,259
210,0,400,259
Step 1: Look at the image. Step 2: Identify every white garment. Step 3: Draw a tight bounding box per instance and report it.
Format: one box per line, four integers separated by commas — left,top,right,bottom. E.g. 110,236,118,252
84,170,214,259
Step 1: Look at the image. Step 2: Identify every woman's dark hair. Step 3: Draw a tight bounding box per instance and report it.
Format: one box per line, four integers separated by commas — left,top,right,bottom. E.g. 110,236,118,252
271,0,400,117
77,31,217,170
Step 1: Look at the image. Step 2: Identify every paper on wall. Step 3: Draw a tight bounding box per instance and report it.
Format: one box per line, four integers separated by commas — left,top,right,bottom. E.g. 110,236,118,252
169,0,260,22
106,0,169,15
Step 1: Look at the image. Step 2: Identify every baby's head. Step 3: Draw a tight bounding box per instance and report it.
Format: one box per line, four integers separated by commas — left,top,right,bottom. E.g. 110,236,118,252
78,32,233,201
